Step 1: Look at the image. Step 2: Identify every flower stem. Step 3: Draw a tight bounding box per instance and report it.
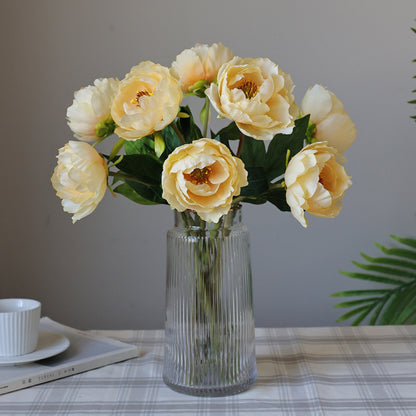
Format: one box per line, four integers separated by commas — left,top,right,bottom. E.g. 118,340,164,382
171,123,186,145
201,96,211,137
178,209,242,384
236,132,244,157
108,171,154,187
106,182,118,198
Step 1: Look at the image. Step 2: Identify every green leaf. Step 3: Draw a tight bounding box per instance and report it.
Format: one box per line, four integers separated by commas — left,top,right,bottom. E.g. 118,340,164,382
333,229,416,325
161,125,183,156
266,186,290,211
378,290,405,324
124,135,155,156
238,183,289,208
351,261,416,279
175,105,202,143
239,136,266,167
264,115,309,181
331,289,389,297
368,300,387,325
360,253,416,271
213,122,241,154
239,196,268,205
125,179,166,205
240,167,269,198
375,243,416,261
351,307,373,326
214,121,241,141
339,271,406,286
116,154,162,186
390,235,416,249
395,294,416,324
113,182,159,205
392,284,416,323
336,305,373,323
333,297,380,308
379,286,416,325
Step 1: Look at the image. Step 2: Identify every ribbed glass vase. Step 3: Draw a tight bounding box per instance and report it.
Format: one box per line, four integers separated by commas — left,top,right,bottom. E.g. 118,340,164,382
162,206,256,396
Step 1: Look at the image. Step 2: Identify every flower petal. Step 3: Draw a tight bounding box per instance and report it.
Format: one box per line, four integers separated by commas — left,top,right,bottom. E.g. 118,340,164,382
301,84,332,123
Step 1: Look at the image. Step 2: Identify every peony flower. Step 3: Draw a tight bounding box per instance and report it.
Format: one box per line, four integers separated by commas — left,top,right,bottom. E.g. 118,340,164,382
67,78,119,142
162,138,248,223
205,57,298,140
284,142,352,228
171,42,233,92
51,141,107,223
111,61,182,141
301,84,357,153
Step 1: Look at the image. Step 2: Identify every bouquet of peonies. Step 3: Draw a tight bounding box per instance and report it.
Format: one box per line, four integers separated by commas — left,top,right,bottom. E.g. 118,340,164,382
51,43,356,228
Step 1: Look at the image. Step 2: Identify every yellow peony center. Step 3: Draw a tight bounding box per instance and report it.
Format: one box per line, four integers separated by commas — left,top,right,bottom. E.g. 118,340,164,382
184,167,212,185
131,89,153,106
319,164,334,191
235,79,258,99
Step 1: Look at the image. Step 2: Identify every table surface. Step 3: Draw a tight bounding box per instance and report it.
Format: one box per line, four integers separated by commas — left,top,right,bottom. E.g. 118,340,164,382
0,326,416,415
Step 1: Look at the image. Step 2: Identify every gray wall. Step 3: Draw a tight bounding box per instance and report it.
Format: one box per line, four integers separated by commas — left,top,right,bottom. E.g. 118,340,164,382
1,0,415,329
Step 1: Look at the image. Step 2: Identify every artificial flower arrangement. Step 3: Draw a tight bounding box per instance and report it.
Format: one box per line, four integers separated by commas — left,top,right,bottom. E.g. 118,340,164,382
51,42,357,396
51,43,357,228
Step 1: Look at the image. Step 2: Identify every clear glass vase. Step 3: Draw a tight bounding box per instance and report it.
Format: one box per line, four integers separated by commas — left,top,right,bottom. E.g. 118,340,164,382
162,206,256,396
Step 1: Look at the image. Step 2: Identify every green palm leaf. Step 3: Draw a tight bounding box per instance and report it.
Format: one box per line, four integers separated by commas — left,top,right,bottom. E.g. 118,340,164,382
360,253,416,271
352,306,374,326
369,301,386,325
350,261,416,279
391,235,416,249
338,271,407,286
374,243,416,261
335,305,373,323
333,297,381,309
333,232,416,325
332,289,389,297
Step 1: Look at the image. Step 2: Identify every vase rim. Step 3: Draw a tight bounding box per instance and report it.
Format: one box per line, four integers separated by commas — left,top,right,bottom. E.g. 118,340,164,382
173,204,243,229
179,204,242,216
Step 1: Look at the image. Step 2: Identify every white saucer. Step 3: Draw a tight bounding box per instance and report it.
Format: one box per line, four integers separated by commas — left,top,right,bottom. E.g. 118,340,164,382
0,332,70,366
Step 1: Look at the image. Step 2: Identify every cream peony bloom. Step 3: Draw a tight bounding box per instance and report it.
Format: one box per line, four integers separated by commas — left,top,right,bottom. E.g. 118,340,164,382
171,43,233,92
162,138,248,223
51,141,107,223
111,61,182,141
284,142,352,228
205,57,298,140
301,84,357,153
66,78,119,142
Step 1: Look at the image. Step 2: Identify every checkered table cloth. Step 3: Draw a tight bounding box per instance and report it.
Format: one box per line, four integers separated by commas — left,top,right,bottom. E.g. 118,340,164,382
1,326,416,415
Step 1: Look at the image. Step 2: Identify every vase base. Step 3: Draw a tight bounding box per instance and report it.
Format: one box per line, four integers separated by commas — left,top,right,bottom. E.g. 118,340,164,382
163,372,257,397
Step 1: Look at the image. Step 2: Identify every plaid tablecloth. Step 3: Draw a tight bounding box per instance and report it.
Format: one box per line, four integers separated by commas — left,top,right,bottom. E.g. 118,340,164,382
0,326,416,415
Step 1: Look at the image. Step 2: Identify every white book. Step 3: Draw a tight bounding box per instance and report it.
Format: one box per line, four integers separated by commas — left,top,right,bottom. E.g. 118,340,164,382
0,317,138,395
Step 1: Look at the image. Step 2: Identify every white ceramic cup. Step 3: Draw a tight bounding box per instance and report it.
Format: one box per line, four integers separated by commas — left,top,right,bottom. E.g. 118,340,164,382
0,299,41,356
